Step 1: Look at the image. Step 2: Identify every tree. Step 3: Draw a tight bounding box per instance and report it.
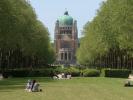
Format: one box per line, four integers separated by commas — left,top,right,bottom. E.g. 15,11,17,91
0,0,55,72
77,0,133,69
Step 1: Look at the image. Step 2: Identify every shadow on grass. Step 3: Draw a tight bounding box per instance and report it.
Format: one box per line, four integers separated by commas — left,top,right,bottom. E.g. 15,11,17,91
124,85,133,87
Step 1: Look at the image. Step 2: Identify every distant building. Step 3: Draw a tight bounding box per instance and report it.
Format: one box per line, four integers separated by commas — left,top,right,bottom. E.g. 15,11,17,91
54,11,78,65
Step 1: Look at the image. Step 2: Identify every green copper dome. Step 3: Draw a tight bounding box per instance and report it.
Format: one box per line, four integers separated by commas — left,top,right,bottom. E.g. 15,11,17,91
58,11,73,26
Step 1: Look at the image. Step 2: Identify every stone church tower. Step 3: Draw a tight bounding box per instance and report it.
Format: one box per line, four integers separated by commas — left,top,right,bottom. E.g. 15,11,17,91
54,11,78,65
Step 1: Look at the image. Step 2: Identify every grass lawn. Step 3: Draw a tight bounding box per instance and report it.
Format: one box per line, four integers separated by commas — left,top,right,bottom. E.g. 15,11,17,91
0,77,133,100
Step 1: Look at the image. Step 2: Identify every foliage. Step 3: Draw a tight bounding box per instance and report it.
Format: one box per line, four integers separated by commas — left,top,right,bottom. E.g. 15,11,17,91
1,69,54,77
77,0,133,69
105,69,131,78
0,67,81,77
64,67,81,77
0,0,55,71
82,69,100,77
53,67,64,74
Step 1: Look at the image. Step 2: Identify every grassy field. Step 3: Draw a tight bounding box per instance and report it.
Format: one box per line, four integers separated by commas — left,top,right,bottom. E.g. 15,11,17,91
0,77,133,100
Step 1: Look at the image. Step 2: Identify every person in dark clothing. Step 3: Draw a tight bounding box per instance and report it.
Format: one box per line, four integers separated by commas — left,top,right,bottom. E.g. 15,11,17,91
31,80,36,91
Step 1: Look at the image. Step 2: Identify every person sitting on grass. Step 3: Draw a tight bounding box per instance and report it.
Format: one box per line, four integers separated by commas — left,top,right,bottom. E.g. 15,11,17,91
29,80,42,92
53,73,59,79
32,82,40,92
124,80,131,87
25,79,32,91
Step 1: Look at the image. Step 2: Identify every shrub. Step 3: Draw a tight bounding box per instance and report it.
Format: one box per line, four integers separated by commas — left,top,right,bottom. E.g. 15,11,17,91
64,67,81,77
2,69,54,77
83,69,100,77
28,69,53,77
105,69,131,78
0,67,81,77
53,67,64,74
100,68,106,77
39,69,53,77
9,70,29,77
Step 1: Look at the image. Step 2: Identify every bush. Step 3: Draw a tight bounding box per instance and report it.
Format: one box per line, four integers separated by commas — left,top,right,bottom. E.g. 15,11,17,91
0,67,102,77
83,69,100,77
9,70,29,77
2,69,54,77
53,67,64,74
0,67,81,77
100,68,106,77
28,69,53,77
105,69,131,78
64,67,81,77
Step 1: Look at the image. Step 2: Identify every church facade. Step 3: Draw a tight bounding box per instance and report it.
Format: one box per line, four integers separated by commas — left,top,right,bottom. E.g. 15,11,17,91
54,11,78,65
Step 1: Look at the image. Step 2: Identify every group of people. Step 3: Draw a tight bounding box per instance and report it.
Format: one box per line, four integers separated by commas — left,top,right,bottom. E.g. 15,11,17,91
53,73,71,80
25,79,41,92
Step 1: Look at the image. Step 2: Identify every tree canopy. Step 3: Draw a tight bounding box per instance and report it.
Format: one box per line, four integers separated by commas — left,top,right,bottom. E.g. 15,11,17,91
0,0,55,70
77,0,133,68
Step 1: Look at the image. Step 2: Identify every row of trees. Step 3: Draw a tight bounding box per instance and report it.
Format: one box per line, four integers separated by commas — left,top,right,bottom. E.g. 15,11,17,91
0,0,55,70
77,0,133,69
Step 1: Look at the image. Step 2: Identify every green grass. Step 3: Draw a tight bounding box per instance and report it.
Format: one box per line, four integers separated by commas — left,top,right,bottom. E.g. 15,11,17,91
0,77,133,100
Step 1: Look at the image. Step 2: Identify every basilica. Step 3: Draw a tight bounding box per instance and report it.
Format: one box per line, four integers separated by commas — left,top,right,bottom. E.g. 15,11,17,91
54,11,78,65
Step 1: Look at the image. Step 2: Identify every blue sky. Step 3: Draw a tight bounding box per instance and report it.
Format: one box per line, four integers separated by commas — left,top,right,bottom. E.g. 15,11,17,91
29,0,105,41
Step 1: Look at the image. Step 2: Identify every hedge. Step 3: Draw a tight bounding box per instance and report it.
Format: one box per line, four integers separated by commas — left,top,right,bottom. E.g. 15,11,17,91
0,67,81,77
1,69,54,77
105,69,131,78
0,67,103,77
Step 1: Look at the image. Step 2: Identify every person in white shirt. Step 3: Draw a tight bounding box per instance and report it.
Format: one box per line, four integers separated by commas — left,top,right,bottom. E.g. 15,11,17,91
25,79,32,91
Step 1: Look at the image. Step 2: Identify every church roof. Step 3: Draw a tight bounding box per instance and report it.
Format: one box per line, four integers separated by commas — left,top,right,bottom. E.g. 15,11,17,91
58,11,73,26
